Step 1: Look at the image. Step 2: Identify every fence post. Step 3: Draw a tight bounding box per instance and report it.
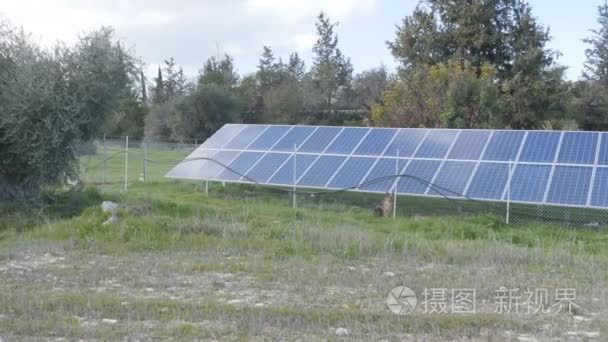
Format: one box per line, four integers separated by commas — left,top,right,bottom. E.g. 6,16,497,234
393,150,399,220
124,136,129,192
205,180,209,197
506,160,512,225
103,134,107,185
292,144,297,210
143,140,147,183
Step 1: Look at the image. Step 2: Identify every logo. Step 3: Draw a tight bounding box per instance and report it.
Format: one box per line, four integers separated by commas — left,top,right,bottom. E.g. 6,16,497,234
387,286,417,315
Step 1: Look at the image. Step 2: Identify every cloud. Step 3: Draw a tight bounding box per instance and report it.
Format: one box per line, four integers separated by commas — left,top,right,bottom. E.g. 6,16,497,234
0,0,377,77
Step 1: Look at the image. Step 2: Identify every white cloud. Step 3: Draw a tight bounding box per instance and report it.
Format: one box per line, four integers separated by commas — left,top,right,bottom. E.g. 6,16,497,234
288,33,317,52
0,0,377,77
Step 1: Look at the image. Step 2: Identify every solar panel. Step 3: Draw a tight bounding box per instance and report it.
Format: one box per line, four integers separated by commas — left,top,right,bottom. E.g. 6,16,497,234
167,124,608,209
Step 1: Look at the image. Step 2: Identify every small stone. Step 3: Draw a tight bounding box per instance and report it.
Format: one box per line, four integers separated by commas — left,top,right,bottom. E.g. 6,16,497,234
101,318,118,324
254,302,265,308
227,299,244,305
120,301,129,306
582,332,600,338
383,271,396,277
101,201,119,213
335,327,349,336
347,266,356,271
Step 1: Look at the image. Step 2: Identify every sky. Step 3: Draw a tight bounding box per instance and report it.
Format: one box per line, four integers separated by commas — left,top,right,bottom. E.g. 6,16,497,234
0,0,603,81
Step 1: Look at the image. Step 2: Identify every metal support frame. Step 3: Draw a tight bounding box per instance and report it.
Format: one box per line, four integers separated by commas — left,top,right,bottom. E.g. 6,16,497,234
393,150,399,220
293,144,297,210
124,136,129,192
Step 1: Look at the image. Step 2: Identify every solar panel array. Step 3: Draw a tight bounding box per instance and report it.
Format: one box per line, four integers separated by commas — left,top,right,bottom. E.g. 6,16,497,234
167,124,608,209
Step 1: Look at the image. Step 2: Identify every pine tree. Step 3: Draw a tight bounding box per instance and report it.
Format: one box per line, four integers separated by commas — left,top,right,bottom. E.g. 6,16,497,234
287,52,305,81
153,66,165,104
584,1,608,85
311,12,353,118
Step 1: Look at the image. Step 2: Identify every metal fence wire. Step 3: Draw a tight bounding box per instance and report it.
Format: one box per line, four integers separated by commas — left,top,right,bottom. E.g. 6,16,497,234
77,137,608,230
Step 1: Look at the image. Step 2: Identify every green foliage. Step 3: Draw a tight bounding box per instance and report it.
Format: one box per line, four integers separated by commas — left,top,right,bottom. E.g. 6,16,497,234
311,13,353,118
380,60,504,128
388,0,566,129
198,54,238,89
169,84,238,140
584,2,608,85
0,22,134,199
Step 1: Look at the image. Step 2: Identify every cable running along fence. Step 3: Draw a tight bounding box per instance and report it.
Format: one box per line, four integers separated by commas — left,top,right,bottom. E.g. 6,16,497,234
77,137,608,229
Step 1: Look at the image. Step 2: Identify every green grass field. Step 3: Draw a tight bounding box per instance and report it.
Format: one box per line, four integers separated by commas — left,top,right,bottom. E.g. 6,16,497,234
0,147,607,340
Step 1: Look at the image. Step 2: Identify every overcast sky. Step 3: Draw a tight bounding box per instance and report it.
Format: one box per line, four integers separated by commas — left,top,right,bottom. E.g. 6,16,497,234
0,0,603,81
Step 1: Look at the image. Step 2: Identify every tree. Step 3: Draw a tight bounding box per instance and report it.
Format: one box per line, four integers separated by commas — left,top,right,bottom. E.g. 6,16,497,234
379,60,504,128
152,66,166,104
139,67,148,103
169,84,238,140
388,0,554,80
257,46,283,91
0,22,134,199
198,54,238,89
311,13,353,120
388,0,566,128
583,1,608,85
352,66,388,110
287,52,305,81
64,27,136,139
163,57,188,97
235,73,261,123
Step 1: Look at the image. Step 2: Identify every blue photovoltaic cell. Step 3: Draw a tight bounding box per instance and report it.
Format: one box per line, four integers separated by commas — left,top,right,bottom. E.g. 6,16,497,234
557,132,598,164
217,152,265,181
432,161,476,196
206,151,242,179
298,155,347,187
354,129,397,156
247,126,292,150
509,164,551,202
448,130,491,160
359,158,408,192
466,163,508,200
268,154,318,185
244,153,290,183
169,124,608,209
414,130,458,159
325,128,370,154
223,125,267,149
591,167,608,207
482,131,525,161
272,126,316,152
547,166,592,205
327,157,377,189
298,126,343,153
384,129,427,157
519,131,561,163
396,160,441,194
202,124,245,149
596,133,608,165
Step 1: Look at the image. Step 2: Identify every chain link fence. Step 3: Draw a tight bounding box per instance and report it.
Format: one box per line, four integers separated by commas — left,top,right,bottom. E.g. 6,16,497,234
77,136,608,230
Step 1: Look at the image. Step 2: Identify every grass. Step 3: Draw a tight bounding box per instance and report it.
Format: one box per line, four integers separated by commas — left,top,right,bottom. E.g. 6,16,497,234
0,146,606,340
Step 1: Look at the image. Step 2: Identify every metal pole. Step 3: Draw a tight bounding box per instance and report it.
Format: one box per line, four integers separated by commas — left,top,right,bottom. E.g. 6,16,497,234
393,150,398,220
102,134,107,185
143,140,147,183
506,160,512,225
124,136,129,192
293,144,297,210
205,180,209,197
